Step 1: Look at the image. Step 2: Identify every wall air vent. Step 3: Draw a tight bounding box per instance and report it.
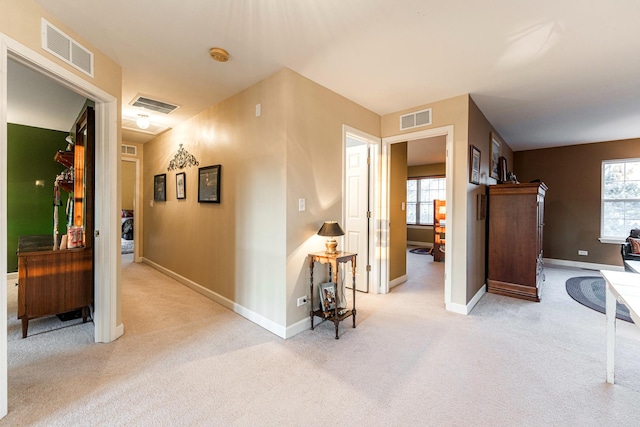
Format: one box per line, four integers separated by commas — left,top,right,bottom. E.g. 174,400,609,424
400,108,432,131
122,116,170,136
121,144,137,156
130,95,180,114
41,19,94,77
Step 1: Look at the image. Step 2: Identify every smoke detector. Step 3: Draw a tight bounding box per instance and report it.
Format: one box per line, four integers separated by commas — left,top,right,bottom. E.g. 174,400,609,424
209,47,230,62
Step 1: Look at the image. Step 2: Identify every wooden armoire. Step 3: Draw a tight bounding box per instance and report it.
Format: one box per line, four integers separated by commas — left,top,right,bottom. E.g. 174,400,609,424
487,182,547,302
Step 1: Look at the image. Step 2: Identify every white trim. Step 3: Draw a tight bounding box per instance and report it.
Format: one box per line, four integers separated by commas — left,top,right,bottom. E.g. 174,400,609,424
448,284,486,315
342,125,382,294
543,258,624,272
389,274,408,289
599,237,625,245
142,258,288,339
286,316,311,338
0,36,9,419
381,126,454,308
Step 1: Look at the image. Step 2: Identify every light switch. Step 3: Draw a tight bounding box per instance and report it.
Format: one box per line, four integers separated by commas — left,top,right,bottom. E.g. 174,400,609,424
256,103,261,117
150,200,154,207
298,198,306,212
401,202,405,211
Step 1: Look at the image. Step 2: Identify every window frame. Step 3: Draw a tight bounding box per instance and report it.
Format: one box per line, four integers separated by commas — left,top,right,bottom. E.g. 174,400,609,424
600,158,640,243
406,175,446,226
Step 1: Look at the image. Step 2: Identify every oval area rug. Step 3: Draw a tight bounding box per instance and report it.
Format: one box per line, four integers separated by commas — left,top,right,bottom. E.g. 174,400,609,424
565,276,633,323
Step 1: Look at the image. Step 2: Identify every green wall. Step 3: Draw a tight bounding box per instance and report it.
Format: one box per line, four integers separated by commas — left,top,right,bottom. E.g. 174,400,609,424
7,124,69,272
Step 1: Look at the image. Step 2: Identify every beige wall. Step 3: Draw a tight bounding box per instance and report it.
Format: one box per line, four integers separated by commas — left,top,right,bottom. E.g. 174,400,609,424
0,1,121,102
514,138,640,268
467,97,512,300
389,142,408,281
121,161,136,211
143,68,379,332
284,70,379,323
408,162,446,178
382,95,472,306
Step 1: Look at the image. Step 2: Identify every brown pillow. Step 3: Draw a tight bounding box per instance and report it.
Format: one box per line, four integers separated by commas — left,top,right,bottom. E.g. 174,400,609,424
629,237,640,254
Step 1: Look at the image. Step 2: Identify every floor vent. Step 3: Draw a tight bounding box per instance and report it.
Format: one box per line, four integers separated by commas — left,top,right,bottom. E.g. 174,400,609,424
400,108,432,131
121,144,137,156
41,19,94,77
130,95,180,114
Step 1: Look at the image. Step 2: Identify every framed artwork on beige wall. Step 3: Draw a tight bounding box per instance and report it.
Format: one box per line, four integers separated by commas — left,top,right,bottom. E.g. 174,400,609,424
490,132,501,180
470,145,481,185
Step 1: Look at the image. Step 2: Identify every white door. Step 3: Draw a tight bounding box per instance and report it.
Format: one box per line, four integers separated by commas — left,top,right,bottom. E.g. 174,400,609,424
345,141,370,292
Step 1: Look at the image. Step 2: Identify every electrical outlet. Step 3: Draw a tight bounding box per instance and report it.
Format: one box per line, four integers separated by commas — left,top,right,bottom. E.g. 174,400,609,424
578,250,588,256
297,296,307,307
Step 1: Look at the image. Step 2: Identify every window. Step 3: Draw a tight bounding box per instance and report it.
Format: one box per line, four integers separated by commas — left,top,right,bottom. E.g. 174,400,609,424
602,159,640,239
407,177,446,225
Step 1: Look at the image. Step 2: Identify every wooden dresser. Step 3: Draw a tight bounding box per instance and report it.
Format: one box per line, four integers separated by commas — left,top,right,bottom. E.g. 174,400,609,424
487,182,547,301
17,235,92,338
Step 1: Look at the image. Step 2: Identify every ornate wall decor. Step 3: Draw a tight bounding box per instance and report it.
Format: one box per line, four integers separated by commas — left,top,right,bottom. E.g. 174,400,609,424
167,144,199,171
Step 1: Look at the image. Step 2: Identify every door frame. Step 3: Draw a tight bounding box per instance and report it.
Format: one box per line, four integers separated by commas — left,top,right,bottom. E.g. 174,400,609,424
1,33,122,417
342,125,381,293
380,126,454,307
121,157,142,262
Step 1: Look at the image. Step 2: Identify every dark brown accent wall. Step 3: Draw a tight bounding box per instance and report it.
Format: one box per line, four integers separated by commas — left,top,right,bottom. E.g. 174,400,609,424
513,138,640,268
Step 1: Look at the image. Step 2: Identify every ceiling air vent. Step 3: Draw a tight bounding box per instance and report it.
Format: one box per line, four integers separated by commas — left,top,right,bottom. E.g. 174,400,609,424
41,19,94,77
400,108,432,131
130,95,180,114
121,144,137,156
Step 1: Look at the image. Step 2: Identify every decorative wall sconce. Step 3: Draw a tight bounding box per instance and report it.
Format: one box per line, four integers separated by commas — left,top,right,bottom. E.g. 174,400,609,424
167,144,199,171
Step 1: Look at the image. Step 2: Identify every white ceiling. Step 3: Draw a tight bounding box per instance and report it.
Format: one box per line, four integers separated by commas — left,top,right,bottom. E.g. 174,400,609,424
29,0,640,150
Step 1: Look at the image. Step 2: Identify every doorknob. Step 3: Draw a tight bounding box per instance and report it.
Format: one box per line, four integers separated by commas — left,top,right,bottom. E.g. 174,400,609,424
95,230,100,237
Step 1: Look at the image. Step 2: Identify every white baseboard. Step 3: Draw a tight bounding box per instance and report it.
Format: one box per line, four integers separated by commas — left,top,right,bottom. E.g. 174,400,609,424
543,258,624,272
389,274,408,289
448,284,486,315
142,257,287,339
286,316,311,338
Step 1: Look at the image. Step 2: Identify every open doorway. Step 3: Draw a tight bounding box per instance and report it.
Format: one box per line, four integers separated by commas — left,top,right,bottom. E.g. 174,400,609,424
1,32,121,417
405,136,446,287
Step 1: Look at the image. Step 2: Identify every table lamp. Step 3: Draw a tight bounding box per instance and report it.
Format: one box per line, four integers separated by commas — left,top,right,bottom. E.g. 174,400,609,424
317,221,345,254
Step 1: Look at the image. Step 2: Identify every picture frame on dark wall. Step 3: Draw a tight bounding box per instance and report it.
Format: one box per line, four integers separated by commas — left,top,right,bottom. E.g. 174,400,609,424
469,145,481,185
176,172,186,200
154,174,166,201
198,165,221,203
490,132,501,180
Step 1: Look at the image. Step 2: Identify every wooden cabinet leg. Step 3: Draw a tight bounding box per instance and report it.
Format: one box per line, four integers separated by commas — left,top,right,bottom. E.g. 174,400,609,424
21,318,28,339
82,306,88,323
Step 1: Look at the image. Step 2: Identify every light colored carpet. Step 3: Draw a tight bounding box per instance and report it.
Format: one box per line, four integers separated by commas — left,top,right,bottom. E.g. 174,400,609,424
4,252,640,426
121,238,134,254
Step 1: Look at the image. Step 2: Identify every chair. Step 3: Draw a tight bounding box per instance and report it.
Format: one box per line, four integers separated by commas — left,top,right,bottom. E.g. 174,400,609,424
621,229,640,272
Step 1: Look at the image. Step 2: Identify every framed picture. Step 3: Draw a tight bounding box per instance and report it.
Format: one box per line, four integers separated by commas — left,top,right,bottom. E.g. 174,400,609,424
176,172,186,200
490,132,501,180
154,174,166,201
198,165,221,203
319,282,336,314
469,145,481,185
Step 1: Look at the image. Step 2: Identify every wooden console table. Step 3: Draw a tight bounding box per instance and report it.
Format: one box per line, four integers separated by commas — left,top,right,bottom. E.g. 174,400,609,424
18,235,92,338
601,270,640,384
308,251,357,339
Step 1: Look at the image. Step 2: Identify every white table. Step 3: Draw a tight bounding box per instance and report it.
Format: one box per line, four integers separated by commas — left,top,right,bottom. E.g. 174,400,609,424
600,270,640,384
624,259,640,273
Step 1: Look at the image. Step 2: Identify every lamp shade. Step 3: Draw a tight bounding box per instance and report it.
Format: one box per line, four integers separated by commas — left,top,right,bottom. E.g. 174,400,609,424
317,221,345,237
